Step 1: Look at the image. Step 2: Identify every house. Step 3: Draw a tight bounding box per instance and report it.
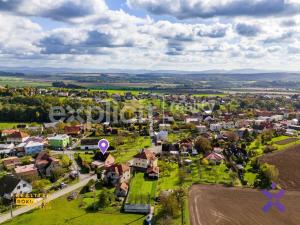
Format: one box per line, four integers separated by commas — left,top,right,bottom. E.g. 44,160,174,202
0,175,32,199
146,166,159,179
155,131,168,142
80,139,99,150
48,134,70,149
162,143,180,155
2,157,21,170
185,117,200,124
132,150,158,171
105,163,131,185
64,125,83,136
116,182,129,197
196,125,207,134
205,152,224,164
43,122,59,129
17,141,44,155
237,128,253,138
159,124,171,131
6,131,29,143
222,121,235,130
93,152,115,169
0,143,15,154
210,123,222,132
35,151,61,177
0,129,19,137
14,164,39,180
213,147,224,154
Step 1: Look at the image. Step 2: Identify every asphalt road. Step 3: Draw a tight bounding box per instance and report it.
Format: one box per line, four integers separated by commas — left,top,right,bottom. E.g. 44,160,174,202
0,174,97,224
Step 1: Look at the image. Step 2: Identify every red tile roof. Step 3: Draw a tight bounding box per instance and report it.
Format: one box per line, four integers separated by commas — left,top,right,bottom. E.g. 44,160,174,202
107,163,130,175
133,150,156,161
8,131,29,139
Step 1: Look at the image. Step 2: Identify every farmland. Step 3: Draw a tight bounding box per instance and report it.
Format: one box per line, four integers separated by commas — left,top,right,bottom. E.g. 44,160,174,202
259,144,300,191
189,185,300,225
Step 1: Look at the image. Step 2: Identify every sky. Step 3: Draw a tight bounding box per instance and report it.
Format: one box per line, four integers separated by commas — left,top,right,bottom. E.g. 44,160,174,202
1,0,300,71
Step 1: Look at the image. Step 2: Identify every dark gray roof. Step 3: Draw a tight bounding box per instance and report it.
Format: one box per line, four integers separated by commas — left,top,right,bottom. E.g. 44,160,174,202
0,175,21,196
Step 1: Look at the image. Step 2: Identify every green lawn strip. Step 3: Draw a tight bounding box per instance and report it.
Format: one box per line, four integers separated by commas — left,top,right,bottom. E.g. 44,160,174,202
127,173,156,204
0,122,30,129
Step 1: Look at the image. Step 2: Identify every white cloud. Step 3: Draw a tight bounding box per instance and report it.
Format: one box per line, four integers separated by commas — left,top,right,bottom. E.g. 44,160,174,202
0,0,300,70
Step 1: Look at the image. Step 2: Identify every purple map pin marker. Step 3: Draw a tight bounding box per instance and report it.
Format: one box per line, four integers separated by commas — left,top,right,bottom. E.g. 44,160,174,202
98,139,109,155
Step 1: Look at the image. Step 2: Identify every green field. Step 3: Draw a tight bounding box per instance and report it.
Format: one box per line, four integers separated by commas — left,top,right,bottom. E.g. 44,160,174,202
0,76,50,88
0,122,33,129
3,192,144,225
109,136,152,163
127,173,157,204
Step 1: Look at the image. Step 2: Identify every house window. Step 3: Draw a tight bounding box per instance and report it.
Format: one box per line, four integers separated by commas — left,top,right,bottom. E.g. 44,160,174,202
23,184,26,187
17,186,20,189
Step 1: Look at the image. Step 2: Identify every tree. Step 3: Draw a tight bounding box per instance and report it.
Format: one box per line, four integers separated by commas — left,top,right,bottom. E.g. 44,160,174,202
99,192,110,208
21,156,32,165
96,167,104,180
255,163,279,188
60,155,71,168
160,194,180,218
194,137,212,153
32,179,51,192
226,131,239,143
201,158,209,166
51,167,65,182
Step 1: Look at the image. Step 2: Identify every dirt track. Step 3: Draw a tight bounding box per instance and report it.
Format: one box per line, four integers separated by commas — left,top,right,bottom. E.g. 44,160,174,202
189,185,300,225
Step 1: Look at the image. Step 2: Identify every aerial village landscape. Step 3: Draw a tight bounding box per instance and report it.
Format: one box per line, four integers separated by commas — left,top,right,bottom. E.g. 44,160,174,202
0,87,300,224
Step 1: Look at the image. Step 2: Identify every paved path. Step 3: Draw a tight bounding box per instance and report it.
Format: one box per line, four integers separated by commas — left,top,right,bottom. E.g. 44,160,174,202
0,175,97,224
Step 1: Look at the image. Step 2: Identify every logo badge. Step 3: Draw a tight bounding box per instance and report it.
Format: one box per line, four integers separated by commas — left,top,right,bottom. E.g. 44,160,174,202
262,182,285,213
98,139,109,155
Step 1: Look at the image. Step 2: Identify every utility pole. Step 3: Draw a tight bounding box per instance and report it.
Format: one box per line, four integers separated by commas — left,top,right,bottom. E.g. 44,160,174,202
93,185,96,211
10,198,13,219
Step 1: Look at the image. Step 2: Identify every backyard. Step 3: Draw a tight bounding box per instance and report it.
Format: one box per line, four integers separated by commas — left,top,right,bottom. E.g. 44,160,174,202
126,173,157,204
2,191,145,225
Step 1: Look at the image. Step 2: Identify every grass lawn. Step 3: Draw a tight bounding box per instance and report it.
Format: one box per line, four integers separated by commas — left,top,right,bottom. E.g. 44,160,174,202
196,163,230,185
0,122,27,129
157,162,180,191
3,191,145,225
168,131,192,143
247,135,300,156
272,136,300,150
0,122,42,129
109,136,151,164
76,153,94,164
127,173,157,204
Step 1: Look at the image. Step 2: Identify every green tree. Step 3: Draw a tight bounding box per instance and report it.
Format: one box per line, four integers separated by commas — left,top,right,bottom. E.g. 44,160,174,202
32,179,51,192
194,137,212,153
160,194,180,218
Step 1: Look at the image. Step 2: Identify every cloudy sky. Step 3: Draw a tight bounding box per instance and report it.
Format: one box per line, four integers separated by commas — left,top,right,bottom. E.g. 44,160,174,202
1,0,300,71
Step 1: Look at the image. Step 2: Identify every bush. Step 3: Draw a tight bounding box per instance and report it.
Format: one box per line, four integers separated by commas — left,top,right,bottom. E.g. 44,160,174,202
264,145,277,154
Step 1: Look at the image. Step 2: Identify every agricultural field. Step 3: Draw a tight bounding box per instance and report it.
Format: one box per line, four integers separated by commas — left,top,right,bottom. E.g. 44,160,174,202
126,173,157,204
259,144,300,191
0,76,51,88
189,185,300,225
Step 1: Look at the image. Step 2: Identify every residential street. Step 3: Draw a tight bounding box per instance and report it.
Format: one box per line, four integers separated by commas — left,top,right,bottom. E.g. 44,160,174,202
0,174,97,224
